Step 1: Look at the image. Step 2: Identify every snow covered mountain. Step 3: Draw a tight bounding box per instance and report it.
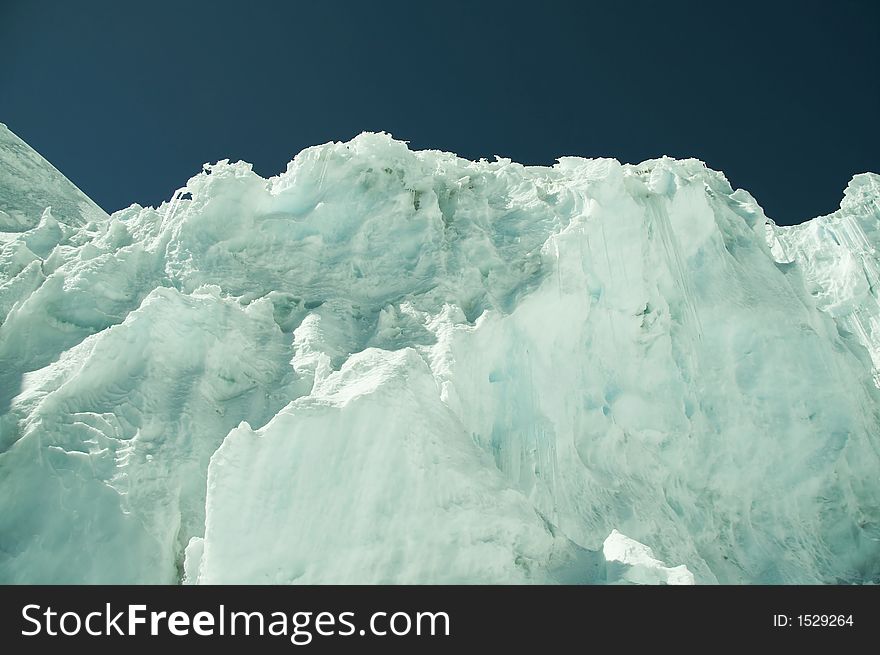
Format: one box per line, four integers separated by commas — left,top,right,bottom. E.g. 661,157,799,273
0,123,877,584
0,126,107,232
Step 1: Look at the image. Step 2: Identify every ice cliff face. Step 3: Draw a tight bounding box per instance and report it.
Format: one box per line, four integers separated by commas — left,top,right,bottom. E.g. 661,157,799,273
1,123,878,584
767,175,880,385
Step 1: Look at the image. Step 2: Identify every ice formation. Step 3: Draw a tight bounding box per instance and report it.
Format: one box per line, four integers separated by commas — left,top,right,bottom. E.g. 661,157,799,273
603,530,695,585
1,123,878,584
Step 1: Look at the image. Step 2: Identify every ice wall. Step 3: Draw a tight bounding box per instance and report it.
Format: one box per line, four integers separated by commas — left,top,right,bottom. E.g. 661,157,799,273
1,125,878,584
767,174,880,385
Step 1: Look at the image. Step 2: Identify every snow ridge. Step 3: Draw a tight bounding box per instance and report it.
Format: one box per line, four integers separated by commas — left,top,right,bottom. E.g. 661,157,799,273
1,126,878,584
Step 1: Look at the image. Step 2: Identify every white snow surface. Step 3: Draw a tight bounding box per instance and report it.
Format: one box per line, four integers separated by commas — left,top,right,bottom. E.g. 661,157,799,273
603,530,694,585
1,124,879,584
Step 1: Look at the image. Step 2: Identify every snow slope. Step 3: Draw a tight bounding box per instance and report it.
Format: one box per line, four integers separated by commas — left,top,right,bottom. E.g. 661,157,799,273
0,124,106,232
1,125,878,584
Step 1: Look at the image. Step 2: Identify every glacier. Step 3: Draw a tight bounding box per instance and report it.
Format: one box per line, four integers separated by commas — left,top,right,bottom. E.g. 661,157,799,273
0,123,878,584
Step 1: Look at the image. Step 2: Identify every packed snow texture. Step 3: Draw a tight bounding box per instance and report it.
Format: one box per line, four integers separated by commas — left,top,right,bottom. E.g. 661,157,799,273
1,123,878,584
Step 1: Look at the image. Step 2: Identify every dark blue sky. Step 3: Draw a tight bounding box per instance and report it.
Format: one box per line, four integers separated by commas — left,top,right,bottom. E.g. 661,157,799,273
1,0,877,225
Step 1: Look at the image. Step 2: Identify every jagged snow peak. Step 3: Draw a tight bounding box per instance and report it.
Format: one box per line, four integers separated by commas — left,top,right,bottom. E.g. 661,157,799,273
0,125,878,584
